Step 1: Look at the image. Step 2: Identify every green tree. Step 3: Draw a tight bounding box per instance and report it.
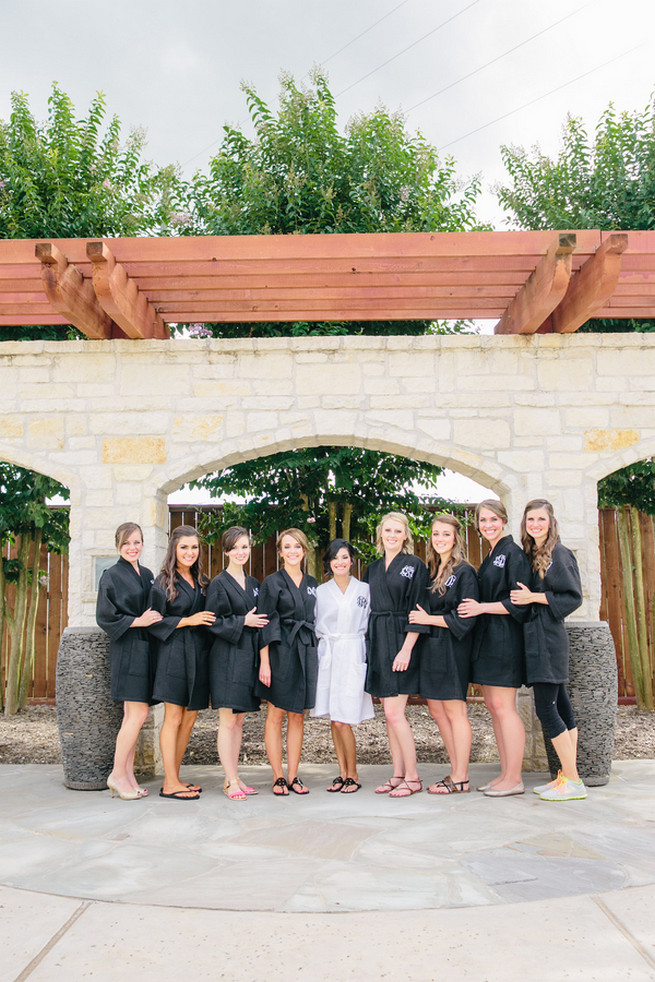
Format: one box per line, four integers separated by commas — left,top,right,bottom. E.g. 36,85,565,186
182,72,482,534
497,99,655,708
0,83,180,340
0,466,69,714
193,447,452,577
181,69,482,338
497,97,655,334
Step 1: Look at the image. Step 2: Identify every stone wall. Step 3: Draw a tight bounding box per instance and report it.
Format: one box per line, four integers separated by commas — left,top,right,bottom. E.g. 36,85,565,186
1,333,654,626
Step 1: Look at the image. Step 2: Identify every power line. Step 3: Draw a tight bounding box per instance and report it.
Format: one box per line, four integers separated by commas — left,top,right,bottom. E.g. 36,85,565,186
407,4,587,112
336,0,483,97
439,41,647,151
321,0,410,65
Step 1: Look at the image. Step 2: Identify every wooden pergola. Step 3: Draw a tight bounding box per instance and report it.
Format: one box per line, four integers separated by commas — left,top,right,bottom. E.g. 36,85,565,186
1,229,654,339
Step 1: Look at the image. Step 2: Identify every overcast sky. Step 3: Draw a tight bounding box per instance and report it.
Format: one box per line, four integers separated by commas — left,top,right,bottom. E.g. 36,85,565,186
3,0,653,501
2,0,654,226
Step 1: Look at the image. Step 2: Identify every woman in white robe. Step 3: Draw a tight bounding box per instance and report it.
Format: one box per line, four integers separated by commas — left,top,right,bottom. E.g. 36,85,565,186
311,539,373,793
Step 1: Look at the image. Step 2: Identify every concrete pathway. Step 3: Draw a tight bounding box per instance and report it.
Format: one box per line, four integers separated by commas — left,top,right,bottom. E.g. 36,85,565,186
2,761,655,980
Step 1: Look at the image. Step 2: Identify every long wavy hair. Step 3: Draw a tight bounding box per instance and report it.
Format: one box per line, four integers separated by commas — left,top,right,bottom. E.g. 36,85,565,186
159,525,209,601
375,511,413,556
427,515,468,594
520,499,560,579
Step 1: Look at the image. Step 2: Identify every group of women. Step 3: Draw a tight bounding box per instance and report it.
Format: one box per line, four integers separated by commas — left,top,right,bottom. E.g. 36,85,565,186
96,497,586,804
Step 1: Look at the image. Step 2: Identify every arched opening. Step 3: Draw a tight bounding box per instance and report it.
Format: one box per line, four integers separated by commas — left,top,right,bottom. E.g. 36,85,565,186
0,459,70,711
162,442,499,582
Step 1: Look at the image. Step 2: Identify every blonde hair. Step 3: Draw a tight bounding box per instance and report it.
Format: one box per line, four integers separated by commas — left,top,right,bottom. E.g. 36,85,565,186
427,515,468,594
475,499,508,526
520,499,560,578
375,512,413,555
277,527,310,555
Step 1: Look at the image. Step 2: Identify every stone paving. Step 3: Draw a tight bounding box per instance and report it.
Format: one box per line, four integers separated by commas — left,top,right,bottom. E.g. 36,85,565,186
2,760,655,980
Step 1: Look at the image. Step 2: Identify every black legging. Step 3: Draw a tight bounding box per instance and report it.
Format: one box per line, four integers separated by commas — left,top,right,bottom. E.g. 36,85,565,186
533,682,576,739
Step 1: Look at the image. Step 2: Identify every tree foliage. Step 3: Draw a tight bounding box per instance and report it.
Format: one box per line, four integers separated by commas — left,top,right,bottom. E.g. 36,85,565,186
193,447,452,576
497,98,655,516
0,83,180,340
0,466,69,714
497,97,655,334
180,69,482,338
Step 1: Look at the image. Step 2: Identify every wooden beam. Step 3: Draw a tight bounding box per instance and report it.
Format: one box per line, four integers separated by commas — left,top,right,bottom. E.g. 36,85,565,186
35,243,114,339
87,241,169,339
495,234,576,335
549,233,628,333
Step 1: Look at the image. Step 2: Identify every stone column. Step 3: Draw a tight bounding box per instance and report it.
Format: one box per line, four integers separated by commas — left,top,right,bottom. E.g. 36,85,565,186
541,621,617,786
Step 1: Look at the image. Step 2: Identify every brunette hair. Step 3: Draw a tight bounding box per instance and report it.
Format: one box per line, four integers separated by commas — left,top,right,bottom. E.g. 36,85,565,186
322,538,356,577
159,524,209,601
427,515,469,594
222,526,251,554
115,522,142,550
520,499,560,578
276,527,310,556
374,512,413,556
474,498,508,527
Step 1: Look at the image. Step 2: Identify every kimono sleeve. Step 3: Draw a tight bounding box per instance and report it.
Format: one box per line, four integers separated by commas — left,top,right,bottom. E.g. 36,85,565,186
404,559,430,634
545,549,583,621
500,547,532,623
95,571,134,642
147,580,181,642
443,565,479,640
205,578,245,645
257,574,282,647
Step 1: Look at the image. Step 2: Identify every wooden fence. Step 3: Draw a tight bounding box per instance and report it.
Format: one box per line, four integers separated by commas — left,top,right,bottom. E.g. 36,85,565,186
2,506,652,703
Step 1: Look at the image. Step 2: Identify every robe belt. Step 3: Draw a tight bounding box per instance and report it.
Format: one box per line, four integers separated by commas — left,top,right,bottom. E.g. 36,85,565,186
281,617,315,646
369,610,407,617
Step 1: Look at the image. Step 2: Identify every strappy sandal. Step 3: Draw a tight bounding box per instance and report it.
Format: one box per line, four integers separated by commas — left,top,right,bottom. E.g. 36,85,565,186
340,778,362,793
326,776,345,793
375,775,404,794
272,777,289,796
223,780,247,800
427,776,470,794
287,776,309,795
389,779,423,798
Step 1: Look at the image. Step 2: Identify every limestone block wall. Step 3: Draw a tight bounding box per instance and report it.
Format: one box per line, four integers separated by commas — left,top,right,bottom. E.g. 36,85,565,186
1,333,654,627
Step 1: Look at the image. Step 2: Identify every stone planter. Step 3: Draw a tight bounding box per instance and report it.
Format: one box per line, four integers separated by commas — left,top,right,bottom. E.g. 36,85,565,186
541,620,617,787
56,627,123,790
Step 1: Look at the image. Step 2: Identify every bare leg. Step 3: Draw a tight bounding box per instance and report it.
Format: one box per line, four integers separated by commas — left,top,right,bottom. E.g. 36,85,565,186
330,721,347,779
427,699,456,771
483,686,524,791
218,708,245,785
175,708,198,774
109,701,149,794
286,711,305,783
551,727,580,782
384,694,418,782
441,700,472,784
160,703,196,796
332,720,358,781
264,703,287,783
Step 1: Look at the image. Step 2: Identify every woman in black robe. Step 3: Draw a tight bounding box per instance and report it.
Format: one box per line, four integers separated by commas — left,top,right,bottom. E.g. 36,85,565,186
96,522,162,800
205,526,268,800
364,512,428,798
149,525,216,800
257,528,318,795
511,499,586,801
459,499,531,797
410,515,478,794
